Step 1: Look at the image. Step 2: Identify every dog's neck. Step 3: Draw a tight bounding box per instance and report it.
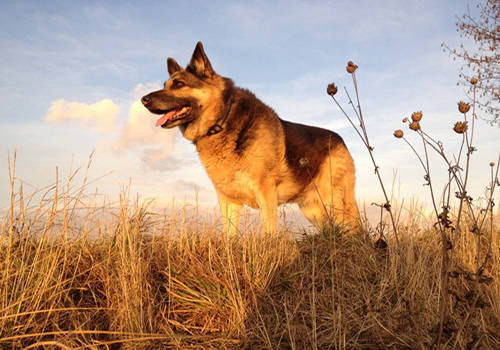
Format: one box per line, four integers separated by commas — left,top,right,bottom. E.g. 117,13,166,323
205,94,235,137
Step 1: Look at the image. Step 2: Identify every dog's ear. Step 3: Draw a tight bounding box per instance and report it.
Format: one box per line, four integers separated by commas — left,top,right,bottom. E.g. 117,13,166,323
187,41,214,78
167,58,181,76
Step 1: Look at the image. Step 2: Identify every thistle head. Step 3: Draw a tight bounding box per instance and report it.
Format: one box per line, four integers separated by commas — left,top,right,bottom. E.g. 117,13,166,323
409,121,420,131
453,121,468,134
299,157,310,168
326,83,338,96
393,130,404,138
470,77,478,85
458,101,470,114
346,61,358,73
411,111,423,122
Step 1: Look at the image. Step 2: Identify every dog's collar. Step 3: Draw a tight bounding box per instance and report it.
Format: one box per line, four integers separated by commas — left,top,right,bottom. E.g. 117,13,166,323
206,94,235,136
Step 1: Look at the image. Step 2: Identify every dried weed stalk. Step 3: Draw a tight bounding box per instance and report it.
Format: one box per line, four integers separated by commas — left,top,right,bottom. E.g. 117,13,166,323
327,63,400,246
392,78,499,348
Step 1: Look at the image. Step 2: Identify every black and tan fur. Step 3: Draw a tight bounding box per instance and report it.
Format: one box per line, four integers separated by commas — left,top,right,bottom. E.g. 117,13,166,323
141,42,359,234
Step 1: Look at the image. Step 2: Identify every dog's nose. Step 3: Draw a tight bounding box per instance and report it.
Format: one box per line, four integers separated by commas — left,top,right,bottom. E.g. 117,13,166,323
141,95,151,106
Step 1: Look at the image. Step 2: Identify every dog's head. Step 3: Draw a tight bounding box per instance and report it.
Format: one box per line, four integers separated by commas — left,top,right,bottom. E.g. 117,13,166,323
141,42,233,141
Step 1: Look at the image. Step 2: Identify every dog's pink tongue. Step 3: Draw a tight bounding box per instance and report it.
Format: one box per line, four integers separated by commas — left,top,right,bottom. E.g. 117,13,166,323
155,110,177,127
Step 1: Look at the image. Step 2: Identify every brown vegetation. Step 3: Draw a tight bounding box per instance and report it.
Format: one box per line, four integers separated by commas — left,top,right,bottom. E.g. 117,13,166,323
1,169,499,349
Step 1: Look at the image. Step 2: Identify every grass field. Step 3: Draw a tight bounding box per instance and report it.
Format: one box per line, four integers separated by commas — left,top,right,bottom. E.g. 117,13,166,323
1,171,499,349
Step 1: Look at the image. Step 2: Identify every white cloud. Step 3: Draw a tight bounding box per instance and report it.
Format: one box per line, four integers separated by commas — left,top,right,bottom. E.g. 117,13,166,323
45,99,119,132
101,100,177,152
44,83,182,172
98,95,183,172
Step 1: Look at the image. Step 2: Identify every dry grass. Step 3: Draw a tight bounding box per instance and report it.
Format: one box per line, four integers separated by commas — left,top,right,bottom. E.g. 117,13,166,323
1,167,499,350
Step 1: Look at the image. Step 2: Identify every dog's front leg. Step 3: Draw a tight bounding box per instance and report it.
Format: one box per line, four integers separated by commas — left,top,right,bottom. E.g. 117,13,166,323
256,186,278,234
216,191,242,236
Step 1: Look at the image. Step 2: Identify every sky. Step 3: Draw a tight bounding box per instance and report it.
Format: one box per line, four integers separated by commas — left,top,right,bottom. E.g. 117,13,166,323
1,0,498,226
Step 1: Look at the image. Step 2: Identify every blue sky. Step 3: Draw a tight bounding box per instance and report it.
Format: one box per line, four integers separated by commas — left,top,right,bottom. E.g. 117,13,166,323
1,0,498,222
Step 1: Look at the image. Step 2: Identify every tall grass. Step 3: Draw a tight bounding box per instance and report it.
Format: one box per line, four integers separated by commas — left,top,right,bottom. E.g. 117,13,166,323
1,152,499,349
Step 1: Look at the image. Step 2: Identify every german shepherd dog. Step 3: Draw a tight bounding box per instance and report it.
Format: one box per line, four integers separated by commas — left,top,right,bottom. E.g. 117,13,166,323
141,42,359,234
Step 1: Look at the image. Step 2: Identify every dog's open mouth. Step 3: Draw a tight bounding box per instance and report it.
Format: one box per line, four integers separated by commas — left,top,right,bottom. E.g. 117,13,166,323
155,106,192,127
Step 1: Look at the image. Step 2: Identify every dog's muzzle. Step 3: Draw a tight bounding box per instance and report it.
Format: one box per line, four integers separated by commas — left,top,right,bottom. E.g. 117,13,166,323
141,95,152,106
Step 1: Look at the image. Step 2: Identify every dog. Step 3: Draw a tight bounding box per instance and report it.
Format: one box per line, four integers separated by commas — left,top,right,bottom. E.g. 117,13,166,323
141,42,359,234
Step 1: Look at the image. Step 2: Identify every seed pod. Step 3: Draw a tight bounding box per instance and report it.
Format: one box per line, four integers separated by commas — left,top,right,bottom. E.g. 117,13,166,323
299,157,310,168
458,101,470,114
409,121,420,131
326,83,338,96
453,121,468,134
346,61,358,73
393,130,404,138
411,111,423,122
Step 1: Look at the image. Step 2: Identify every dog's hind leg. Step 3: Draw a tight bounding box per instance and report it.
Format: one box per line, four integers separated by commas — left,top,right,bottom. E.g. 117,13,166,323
299,147,360,231
297,194,328,229
298,187,359,231
217,191,242,236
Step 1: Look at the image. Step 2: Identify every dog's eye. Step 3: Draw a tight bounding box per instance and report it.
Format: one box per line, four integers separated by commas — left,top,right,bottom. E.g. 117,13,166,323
172,80,185,89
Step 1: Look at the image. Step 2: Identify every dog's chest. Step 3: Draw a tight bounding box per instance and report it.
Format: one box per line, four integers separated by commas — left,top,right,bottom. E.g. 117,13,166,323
197,144,258,206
